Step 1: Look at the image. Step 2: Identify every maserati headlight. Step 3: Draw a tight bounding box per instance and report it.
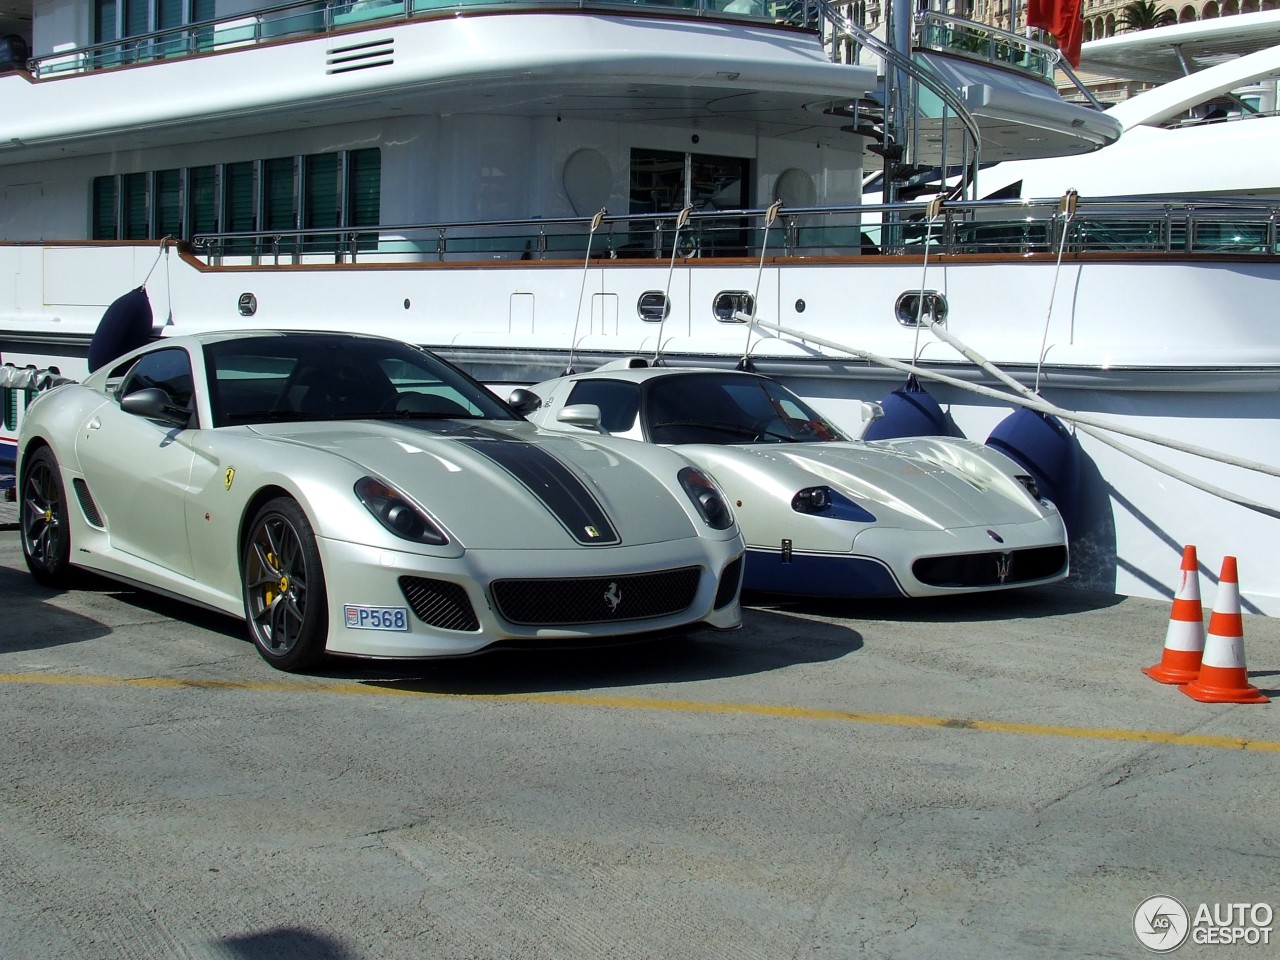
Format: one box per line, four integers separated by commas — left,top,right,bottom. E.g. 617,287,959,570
791,486,876,522
678,466,734,530
355,477,448,545
1013,473,1041,500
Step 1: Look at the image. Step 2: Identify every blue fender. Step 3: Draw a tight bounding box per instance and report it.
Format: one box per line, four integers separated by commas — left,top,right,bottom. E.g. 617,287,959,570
88,287,153,372
861,375,951,440
986,407,1081,534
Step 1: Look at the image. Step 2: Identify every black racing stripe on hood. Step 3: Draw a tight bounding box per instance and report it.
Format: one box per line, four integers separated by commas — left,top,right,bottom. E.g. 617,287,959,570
453,430,619,546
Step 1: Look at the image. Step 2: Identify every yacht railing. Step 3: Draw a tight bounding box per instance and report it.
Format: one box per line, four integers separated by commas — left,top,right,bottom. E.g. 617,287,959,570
189,197,1280,265
914,11,1055,83
27,0,799,77
815,0,983,216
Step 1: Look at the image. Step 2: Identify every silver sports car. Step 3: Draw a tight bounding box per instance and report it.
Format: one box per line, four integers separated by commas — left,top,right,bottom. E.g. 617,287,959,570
521,362,1068,598
17,333,743,670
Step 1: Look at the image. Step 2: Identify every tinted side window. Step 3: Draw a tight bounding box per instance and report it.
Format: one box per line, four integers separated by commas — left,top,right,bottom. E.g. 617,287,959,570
120,348,194,408
566,379,641,433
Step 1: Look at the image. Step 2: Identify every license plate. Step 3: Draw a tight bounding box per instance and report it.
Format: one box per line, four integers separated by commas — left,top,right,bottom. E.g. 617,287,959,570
343,604,410,632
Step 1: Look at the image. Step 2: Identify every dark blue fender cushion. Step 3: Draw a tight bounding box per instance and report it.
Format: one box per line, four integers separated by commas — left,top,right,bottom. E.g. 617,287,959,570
88,287,153,372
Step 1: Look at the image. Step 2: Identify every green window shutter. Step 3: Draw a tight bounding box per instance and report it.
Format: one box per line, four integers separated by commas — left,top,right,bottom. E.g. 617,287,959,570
154,169,182,237
263,156,296,231
92,176,118,240
187,165,217,238
94,0,118,43
121,172,148,239
346,148,380,226
304,153,340,254
124,0,148,37
157,0,183,29
223,161,256,254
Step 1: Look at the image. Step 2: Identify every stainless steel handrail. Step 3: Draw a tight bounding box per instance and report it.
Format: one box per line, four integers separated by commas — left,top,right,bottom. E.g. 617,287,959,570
189,196,1280,264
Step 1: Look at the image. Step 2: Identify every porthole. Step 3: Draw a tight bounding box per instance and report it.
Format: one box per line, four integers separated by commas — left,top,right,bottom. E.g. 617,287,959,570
713,291,755,323
637,291,670,323
894,290,948,326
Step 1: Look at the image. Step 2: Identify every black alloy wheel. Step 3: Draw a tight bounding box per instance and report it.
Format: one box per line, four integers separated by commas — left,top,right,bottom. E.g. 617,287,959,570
241,497,328,671
20,446,74,587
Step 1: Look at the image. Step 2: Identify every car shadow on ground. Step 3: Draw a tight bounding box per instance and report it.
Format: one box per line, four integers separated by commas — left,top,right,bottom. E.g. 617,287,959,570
744,583,1127,625
0,567,247,656
332,606,864,695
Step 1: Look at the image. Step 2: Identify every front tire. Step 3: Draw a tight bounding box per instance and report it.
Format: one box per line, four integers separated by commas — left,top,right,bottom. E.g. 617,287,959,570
242,497,328,672
20,446,74,588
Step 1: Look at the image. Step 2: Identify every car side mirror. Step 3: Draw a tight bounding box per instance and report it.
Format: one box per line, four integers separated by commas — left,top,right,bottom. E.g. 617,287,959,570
557,403,604,432
507,388,542,416
120,387,191,427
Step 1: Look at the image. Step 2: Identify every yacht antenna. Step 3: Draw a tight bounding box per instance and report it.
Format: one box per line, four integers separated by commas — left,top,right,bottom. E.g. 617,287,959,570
739,200,782,371
565,208,606,375
652,205,693,365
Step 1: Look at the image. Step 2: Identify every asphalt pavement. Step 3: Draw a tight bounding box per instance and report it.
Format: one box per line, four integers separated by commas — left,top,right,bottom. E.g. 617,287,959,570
1,530,1278,960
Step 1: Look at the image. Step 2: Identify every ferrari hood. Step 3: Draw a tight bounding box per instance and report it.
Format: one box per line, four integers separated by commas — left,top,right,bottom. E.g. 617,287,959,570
693,441,1047,530
248,420,701,548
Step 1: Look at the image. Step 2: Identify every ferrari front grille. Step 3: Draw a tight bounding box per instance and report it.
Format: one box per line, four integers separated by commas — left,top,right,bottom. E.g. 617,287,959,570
398,577,480,632
490,566,702,626
912,545,1067,588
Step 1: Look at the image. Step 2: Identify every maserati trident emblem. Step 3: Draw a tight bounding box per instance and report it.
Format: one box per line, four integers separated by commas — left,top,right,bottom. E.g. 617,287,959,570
603,582,622,613
996,553,1012,584
986,529,1004,543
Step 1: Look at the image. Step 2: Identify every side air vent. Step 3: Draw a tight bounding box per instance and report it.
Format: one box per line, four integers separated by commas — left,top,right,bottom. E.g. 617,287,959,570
399,576,480,632
326,38,393,75
714,554,744,609
72,478,104,528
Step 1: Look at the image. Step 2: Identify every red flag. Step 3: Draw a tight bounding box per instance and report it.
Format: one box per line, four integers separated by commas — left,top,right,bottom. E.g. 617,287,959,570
1027,0,1083,68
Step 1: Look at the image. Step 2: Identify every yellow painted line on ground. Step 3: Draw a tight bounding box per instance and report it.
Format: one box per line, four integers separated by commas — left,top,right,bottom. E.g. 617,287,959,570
2,670,1277,752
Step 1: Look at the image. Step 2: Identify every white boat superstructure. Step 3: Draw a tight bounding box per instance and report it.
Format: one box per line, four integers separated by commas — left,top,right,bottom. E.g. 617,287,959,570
3,0,1280,613
976,11,1280,199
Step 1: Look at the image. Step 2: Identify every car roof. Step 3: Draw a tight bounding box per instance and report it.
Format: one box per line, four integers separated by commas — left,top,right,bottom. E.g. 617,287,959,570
561,362,768,386
158,329,406,348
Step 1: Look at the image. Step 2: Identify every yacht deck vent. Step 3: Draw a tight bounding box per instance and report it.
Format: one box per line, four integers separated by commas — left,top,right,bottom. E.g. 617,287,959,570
326,38,394,74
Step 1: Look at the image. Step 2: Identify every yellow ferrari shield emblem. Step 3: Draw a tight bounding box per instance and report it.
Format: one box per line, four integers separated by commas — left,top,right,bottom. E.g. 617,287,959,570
224,467,235,491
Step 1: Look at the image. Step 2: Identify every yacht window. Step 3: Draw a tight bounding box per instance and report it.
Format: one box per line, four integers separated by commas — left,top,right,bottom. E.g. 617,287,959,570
630,148,751,257
637,292,670,323
89,148,380,250
713,291,755,323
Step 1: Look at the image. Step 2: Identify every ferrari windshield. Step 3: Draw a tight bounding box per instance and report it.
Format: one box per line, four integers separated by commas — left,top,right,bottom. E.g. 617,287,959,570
204,334,518,427
643,373,849,445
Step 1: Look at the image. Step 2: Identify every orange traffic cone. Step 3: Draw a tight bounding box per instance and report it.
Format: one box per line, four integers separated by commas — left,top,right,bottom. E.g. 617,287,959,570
1182,557,1269,704
1143,545,1205,684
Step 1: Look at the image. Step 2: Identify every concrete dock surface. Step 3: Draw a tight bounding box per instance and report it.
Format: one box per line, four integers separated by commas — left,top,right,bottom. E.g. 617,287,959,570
1,529,1277,959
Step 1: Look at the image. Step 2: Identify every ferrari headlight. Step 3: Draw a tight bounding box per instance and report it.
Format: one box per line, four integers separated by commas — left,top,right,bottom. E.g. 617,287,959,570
791,486,877,522
678,466,734,530
355,477,448,545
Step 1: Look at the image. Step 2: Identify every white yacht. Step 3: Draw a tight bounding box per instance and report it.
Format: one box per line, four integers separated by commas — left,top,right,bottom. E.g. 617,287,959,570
976,10,1280,198
2,0,1280,613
